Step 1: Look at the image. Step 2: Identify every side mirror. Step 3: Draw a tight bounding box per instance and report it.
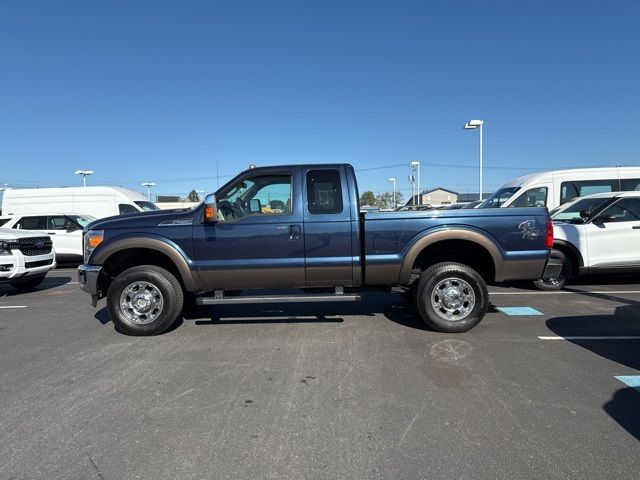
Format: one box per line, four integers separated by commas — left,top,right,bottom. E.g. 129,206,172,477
249,198,262,213
203,194,218,224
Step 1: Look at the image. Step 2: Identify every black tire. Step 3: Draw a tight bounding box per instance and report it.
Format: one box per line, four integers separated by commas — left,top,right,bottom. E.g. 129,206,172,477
9,274,46,290
106,265,184,336
413,262,489,333
534,249,572,291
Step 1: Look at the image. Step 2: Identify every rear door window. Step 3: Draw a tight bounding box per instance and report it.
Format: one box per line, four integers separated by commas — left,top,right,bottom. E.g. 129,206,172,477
15,216,47,230
560,180,619,204
620,179,640,191
306,169,343,214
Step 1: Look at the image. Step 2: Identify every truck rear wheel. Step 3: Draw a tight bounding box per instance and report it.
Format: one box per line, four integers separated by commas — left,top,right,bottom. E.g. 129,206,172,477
107,265,184,336
413,262,488,333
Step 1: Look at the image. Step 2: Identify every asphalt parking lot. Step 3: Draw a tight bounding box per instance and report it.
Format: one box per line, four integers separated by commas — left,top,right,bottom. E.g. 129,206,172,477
1,269,639,480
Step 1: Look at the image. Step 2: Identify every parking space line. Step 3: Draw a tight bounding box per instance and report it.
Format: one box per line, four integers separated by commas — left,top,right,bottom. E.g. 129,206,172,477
0,306,27,309
615,376,640,392
539,336,640,340
497,307,544,316
491,290,640,295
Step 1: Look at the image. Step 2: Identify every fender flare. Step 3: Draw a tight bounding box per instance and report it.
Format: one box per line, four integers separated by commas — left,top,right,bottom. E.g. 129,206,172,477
89,233,201,291
397,227,505,283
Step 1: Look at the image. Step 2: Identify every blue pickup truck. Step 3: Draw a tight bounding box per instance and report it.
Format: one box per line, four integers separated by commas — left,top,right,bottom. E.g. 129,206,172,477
78,164,552,335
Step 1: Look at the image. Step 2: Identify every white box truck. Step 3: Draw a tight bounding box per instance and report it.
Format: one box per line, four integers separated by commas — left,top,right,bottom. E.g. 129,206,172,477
1,186,160,219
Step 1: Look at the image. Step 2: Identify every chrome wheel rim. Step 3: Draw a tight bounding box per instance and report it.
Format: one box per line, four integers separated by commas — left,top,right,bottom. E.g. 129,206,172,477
119,281,164,324
431,277,475,322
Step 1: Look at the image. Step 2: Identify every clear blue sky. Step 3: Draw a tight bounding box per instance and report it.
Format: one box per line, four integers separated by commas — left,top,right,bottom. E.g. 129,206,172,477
1,0,639,200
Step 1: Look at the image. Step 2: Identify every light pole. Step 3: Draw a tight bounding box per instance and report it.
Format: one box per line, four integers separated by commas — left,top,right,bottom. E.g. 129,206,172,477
141,182,156,200
388,177,396,210
464,119,484,200
74,170,94,187
410,161,420,205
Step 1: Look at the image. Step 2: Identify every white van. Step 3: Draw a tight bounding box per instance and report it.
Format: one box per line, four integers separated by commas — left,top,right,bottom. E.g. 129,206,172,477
1,186,160,219
479,166,640,210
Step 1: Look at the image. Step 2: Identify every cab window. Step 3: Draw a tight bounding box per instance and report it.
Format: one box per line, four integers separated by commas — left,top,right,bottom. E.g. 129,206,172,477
119,204,139,215
216,174,292,221
306,169,343,214
509,187,548,208
47,216,78,231
596,198,640,223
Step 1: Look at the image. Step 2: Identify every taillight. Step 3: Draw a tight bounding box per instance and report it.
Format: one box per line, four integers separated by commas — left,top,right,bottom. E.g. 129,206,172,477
545,218,554,249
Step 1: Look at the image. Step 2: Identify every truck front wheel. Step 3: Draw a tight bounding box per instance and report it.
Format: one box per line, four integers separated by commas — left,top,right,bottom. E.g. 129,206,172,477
413,262,488,333
106,265,184,336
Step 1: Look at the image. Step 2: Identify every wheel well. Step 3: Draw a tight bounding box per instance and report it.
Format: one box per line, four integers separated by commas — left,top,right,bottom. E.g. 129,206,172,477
553,243,580,272
98,248,184,294
410,240,495,284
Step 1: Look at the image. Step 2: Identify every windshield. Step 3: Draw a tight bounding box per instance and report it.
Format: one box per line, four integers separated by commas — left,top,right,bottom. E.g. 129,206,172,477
552,197,611,223
479,186,520,208
134,201,161,211
68,215,96,228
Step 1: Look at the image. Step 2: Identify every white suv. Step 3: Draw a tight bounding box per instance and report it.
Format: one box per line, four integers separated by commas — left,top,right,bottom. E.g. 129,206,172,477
535,191,640,290
0,229,56,290
0,214,94,262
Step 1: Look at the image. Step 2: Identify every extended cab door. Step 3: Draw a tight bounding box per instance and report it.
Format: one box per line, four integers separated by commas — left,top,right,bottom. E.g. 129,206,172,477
585,197,640,267
192,167,306,289
302,167,356,286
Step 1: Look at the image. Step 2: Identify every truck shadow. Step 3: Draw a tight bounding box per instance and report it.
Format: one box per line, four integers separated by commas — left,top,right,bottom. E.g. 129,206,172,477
181,292,435,331
604,388,640,441
0,276,72,297
545,289,640,441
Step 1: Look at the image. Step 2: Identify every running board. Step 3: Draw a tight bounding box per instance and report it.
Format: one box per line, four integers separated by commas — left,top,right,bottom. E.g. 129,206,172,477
196,293,361,305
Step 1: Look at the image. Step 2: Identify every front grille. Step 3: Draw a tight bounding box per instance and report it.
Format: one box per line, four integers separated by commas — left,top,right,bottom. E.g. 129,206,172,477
25,259,53,268
6,237,53,256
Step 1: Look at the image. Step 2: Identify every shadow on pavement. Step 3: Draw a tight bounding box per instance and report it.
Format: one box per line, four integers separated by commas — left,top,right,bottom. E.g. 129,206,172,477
603,388,640,441
180,292,434,331
0,276,73,297
546,289,640,441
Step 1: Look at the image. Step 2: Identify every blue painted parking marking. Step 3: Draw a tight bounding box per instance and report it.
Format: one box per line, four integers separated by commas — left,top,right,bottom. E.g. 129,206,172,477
497,307,544,316
615,375,640,392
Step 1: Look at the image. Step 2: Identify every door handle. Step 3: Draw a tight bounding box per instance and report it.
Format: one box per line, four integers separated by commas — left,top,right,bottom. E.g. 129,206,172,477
47,232,57,235
632,226,640,229
289,225,301,240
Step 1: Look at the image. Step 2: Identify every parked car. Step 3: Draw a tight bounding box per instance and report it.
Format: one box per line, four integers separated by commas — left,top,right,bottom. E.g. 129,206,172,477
78,163,552,336
535,191,640,290
0,229,56,290
1,186,160,219
397,204,433,211
479,166,640,210
0,214,94,262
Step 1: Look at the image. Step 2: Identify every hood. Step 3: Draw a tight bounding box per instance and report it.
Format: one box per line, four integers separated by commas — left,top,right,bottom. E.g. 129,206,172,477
85,207,199,231
0,228,51,241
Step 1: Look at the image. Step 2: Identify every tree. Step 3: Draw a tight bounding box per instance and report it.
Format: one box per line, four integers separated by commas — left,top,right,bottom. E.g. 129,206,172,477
187,189,200,202
375,192,394,209
360,190,376,206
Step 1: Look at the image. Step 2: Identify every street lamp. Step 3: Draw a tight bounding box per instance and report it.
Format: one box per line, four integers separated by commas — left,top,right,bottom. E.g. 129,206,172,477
410,161,420,205
464,119,484,200
141,182,156,200
74,170,94,187
388,177,397,210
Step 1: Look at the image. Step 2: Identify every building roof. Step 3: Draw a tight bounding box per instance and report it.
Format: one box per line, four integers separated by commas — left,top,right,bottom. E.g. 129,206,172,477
420,187,459,196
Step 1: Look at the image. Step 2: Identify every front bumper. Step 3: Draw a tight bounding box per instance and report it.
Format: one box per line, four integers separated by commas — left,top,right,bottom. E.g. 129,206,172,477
0,250,56,281
78,264,102,306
